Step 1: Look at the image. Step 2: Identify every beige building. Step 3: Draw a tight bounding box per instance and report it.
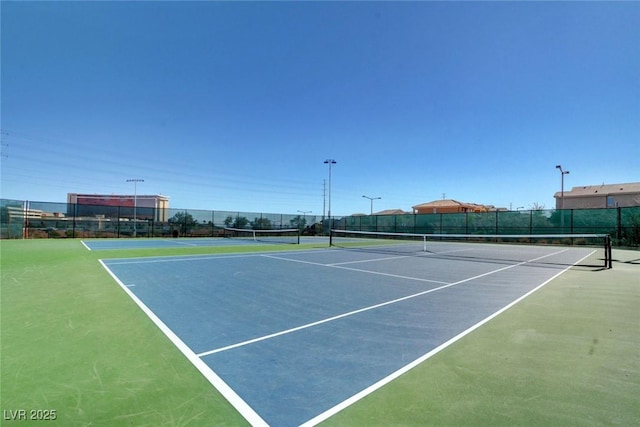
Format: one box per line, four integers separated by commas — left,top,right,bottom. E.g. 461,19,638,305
554,182,640,209
67,193,170,222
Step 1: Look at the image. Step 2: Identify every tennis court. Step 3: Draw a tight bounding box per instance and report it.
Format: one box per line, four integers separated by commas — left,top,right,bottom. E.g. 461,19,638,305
100,237,603,426
82,237,246,250
82,228,322,251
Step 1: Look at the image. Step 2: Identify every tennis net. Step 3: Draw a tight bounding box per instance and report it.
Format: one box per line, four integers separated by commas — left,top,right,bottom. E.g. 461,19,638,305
223,227,300,244
330,229,612,269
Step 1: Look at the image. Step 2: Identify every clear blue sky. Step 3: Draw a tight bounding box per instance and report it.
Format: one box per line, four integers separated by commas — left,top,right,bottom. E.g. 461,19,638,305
2,1,638,216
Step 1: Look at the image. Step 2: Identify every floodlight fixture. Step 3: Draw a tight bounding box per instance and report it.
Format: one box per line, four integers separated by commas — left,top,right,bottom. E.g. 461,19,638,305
362,195,381,215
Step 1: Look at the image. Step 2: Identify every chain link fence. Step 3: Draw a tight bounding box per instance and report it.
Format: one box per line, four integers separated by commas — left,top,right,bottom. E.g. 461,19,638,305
1,199,639,247
334,206,640,248
0,199,322,240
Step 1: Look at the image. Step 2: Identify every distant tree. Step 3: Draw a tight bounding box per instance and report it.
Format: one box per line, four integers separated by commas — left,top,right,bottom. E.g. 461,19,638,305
234,216,249,229
169,211,197,236
251,217,272,230
224,215,249,229
289,215,306,231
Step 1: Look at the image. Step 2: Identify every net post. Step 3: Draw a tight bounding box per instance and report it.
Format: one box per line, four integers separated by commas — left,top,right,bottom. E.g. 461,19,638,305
605,234,612,269
329,229,334,247
423,234,427,252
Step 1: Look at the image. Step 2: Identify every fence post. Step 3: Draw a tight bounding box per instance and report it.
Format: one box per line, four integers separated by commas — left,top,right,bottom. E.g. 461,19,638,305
465,212,469,234
183,210,188,236
571,209,574,234
153,206,157,237
24,200,29,239
72,203,77,238
617,206,622,243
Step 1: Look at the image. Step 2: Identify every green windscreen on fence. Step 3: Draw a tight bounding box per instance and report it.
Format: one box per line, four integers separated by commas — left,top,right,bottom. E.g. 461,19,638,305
1,198,639,247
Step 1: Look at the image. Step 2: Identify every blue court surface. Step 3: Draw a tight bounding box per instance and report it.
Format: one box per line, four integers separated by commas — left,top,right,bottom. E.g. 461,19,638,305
100,243,595,426
82,236,325,251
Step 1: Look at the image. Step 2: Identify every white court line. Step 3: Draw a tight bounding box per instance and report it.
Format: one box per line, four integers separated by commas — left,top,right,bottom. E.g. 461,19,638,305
328,245,501,265
99,248,339,265
197,248,570,358
329,255,412,265
197,282,453,357
301,248,596,427
80,240,92,251
301,270,566,425
163,239,199,246
99,259,268,427
261,254,450,285
103,252,266,265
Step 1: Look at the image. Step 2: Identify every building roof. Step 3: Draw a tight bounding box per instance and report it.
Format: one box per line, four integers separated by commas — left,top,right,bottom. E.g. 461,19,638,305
374,209,408,215
554,182,640,198
70,193,169,200
412,199,490,209
412,199,466,209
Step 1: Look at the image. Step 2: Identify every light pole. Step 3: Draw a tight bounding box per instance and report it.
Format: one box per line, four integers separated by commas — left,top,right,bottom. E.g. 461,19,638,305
324,159,336,232
555,165,569,210
322,179,326,222
126,178,144,237
362,195,381,215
